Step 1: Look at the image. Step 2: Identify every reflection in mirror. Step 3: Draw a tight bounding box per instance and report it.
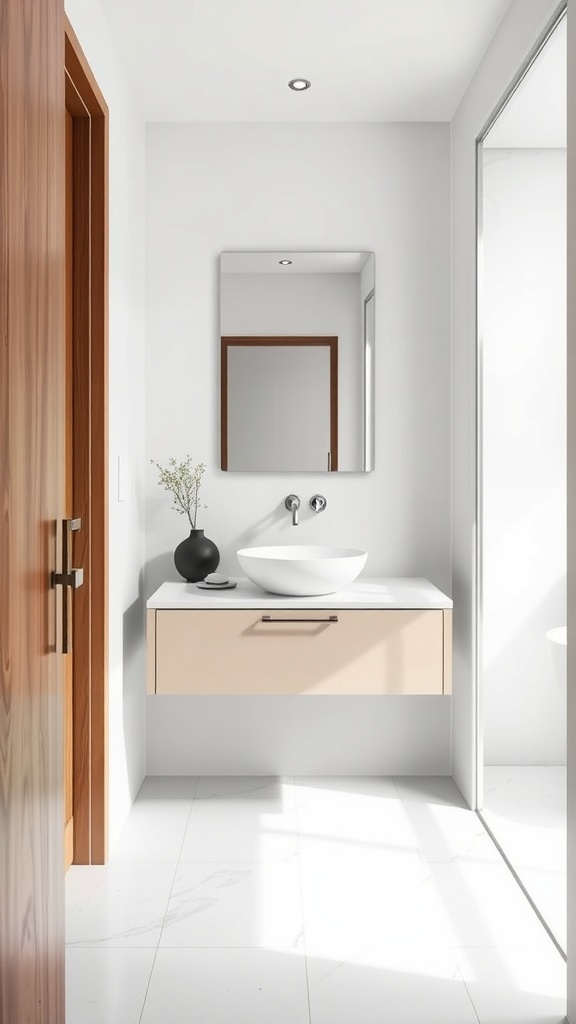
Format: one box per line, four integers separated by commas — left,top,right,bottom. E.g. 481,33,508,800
222,338,338,471
220,251,375,472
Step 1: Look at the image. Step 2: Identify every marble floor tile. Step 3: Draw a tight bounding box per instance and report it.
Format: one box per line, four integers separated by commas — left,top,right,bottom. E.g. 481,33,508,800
194,774,297,807
482,765,566,949
66,864,103,909
181,799,299,863
300,854,446,959
426,859,555,949
65,947,155,1024
295,775,420,864
139,947,310,1024
401,797,503,865
109,776,198,863
64,774,567,1023
180,774,299,863
306,948,478,1024
394,775,467,807
159,860,304,951
137,775,200,800
454,943,566,1023
66,862,176,947
110,798,193,864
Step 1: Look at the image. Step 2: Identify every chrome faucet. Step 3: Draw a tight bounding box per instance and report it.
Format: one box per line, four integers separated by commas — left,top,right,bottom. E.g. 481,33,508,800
284,494,300,526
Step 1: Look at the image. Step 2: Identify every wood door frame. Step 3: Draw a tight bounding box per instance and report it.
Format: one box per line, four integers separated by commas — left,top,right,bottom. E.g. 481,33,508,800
65,18,109,864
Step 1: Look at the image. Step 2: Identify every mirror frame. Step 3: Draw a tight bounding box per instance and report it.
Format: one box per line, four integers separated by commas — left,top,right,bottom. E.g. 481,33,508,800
221,336,339,471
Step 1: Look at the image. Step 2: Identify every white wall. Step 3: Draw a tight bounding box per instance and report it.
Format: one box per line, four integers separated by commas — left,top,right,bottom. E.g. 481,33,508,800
145,121,452,775
450,0,561,808
65,0,147,850
482,148,566,764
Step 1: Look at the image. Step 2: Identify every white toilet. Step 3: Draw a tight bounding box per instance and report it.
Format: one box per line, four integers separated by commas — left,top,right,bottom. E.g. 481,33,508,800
546,626,567,702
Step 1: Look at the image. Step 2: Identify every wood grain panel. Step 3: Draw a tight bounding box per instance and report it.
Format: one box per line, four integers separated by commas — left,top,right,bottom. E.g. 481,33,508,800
70,114,92,866
89,106,109,865
0,0,66,1019
154,609,444,695
65,18,109,865
65,108,75,870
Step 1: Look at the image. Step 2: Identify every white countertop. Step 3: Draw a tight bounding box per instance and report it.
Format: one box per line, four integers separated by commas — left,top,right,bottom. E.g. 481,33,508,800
147,578,452,610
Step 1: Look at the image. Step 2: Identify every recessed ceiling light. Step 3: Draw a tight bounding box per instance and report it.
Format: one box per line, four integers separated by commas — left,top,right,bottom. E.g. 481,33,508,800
288,78,311,92
279,259,292,265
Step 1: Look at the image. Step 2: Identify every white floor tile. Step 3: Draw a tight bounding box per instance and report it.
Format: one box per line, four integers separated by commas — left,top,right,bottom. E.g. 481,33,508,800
301,854,446,959
482,765,566,949
426,860,554,948
65,947,155,1024
66,864,103,908
194,774,297,806
295,775,400,804
306,948,479,1024
137,775,199,800
454,945,566,1023
66,863,176,947
109,777,198,863
394,775,467,806
110,801,192,863
159,861,304,951
181,799,298,863
401,798,503,865
295,775,421,864
180,775,299,863
140,948,310,1024
483,767,566,823
65,774,567,1024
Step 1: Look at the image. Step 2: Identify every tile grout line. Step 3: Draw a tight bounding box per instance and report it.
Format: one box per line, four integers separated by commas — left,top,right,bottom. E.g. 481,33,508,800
455,966,482,1024
137,776,201,1024
293,776,314,1024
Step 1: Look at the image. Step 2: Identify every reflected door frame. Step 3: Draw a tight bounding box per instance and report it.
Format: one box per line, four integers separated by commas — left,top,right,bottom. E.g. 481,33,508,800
221,336,338,471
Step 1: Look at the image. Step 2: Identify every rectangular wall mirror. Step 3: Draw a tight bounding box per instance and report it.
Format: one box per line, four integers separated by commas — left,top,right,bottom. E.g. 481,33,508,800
220,251,375,472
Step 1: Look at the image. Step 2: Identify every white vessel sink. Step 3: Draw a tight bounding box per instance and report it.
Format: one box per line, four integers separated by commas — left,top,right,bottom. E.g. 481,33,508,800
237,545,367,596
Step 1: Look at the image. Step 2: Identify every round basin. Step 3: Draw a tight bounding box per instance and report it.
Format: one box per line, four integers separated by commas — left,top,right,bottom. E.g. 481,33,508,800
237,545,367,596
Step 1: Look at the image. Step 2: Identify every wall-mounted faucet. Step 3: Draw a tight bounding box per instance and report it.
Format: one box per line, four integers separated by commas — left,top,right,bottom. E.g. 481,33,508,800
284,494,300,526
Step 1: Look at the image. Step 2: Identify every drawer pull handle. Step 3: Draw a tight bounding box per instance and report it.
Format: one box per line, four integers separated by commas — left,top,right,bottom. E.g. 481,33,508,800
261,615,338,623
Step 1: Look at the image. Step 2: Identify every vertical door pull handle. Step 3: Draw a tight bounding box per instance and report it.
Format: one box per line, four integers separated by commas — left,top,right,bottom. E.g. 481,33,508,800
52,518,83,653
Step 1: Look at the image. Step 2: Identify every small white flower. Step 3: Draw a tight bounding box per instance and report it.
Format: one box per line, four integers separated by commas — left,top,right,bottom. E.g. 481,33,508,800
151,455,207,529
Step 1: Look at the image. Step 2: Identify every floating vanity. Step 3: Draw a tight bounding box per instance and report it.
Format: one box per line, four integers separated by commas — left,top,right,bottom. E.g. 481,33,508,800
147,578,452,697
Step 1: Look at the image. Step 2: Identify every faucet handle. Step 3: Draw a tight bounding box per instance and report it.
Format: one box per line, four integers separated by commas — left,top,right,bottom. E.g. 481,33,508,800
309,494,327,513
284,494,300,511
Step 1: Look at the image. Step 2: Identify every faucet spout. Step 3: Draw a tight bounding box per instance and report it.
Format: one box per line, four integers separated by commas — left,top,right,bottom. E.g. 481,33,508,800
284,494,300,526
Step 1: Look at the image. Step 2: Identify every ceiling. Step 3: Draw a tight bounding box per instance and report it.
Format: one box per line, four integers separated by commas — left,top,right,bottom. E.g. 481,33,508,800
98,0,515,122
484,14,566,148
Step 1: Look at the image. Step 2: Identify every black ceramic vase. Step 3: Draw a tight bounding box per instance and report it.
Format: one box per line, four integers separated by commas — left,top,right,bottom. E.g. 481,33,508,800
174,529,220,582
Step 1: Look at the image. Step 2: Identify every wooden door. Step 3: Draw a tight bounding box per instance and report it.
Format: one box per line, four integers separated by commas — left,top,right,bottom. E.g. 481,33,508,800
0,0,67,1020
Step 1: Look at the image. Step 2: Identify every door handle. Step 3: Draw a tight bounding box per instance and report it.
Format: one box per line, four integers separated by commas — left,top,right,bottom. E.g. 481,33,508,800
53,518,83,653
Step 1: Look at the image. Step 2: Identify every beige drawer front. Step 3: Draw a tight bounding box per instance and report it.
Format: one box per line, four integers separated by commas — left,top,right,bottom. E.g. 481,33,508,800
150,608,449,696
